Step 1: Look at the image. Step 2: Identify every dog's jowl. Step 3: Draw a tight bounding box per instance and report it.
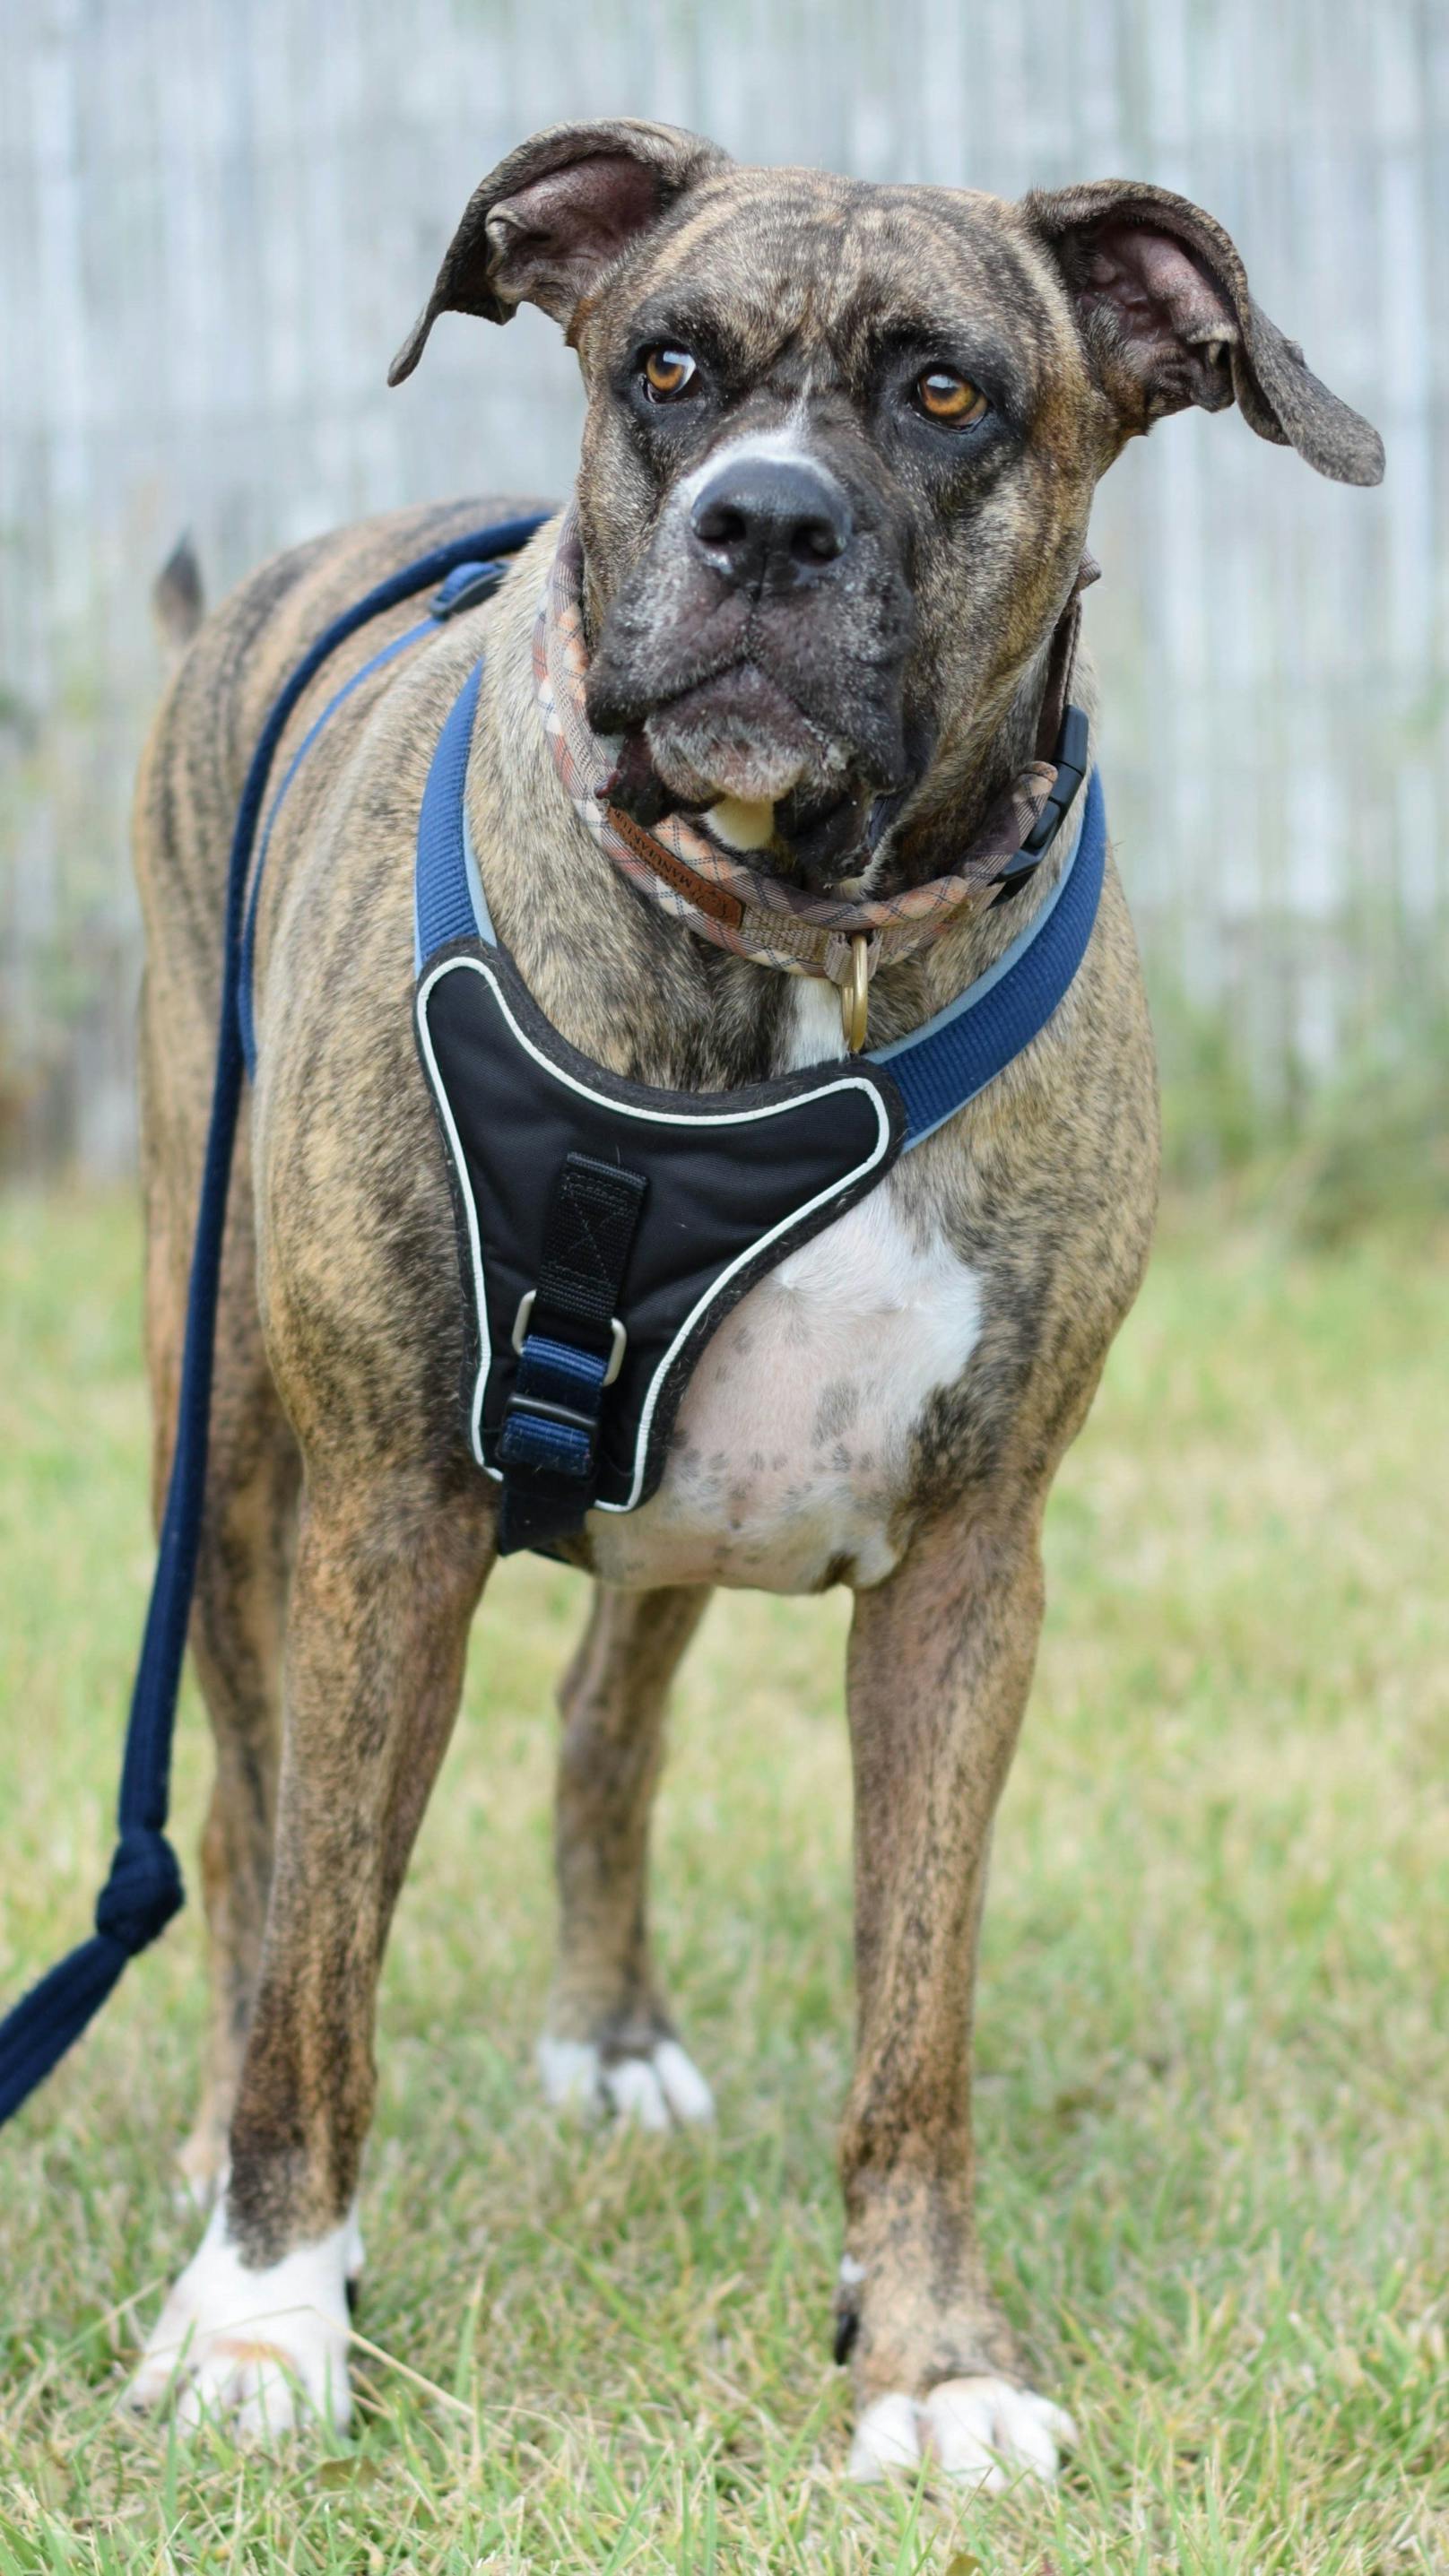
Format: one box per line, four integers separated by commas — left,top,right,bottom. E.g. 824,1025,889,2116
126,121,1382,2468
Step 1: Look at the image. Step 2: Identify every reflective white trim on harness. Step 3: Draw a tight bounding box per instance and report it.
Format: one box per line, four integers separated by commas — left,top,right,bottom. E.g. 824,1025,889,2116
414,951,897,1512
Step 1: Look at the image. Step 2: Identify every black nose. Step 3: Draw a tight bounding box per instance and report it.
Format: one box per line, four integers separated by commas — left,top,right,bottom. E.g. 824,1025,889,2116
689,453,852,594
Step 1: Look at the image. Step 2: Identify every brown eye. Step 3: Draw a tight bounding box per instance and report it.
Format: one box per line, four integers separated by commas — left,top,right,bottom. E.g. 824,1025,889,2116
642,346,698,400
915,368,987,426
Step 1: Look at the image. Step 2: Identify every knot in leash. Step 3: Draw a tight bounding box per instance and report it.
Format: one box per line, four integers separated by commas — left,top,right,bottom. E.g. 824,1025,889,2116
94,1827,185,1956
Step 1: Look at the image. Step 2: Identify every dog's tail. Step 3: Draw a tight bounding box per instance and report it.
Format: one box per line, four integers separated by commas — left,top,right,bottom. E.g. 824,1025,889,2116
152,532,205,655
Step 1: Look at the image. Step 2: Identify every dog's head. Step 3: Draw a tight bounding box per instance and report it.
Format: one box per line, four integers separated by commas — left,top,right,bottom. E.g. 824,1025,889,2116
392,122,1383,889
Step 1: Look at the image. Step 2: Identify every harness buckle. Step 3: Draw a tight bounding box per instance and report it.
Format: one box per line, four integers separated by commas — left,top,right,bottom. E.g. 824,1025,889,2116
991,705,1090,906
511,1290,627,1386
502,1392,600,1437
431,559,508,620
498,1387,600,1478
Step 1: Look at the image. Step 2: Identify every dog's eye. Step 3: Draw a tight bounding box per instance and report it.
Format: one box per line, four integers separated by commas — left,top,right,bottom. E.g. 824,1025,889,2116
914,368,988,427
641,347,698,402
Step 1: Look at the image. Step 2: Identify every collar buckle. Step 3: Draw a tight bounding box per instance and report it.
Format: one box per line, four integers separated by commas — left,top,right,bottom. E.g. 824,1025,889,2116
993,704,1090,901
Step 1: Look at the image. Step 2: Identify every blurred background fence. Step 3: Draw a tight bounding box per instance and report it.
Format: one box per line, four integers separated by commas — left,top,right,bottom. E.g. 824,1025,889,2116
2,0,1445,1188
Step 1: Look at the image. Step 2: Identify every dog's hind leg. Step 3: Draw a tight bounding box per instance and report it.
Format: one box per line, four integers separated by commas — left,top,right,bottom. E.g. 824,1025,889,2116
138,990,299,2211
180,1381,299,2210
538,1582,716,2129
179,1385,299,2211
129,1469,496,2434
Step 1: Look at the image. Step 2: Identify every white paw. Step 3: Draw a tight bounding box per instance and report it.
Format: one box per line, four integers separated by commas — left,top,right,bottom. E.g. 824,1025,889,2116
847,2376,1076,2490
127,2203,353,2438
536,2032,716,2131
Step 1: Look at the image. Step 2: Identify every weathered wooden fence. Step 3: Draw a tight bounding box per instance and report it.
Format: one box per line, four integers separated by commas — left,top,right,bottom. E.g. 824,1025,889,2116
1,0,1444,1173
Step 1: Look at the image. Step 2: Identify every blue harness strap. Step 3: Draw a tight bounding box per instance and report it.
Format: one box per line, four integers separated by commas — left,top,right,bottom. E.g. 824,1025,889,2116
0,513,547,2130
414,660,490,965
873,768,1106,1145
412,657,1108,1154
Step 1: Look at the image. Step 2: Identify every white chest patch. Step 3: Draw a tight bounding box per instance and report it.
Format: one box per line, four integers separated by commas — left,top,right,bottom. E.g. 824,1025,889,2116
586,1170,983,1594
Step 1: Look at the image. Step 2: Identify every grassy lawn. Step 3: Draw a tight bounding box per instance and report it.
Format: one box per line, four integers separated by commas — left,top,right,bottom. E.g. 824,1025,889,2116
0,1190,1445,2573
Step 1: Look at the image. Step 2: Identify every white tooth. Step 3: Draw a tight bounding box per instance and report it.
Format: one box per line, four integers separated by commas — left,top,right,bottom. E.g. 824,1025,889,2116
707,795,777,850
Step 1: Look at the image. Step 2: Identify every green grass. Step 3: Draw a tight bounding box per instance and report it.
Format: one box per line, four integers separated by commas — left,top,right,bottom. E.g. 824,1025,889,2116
1,1192,1446,2573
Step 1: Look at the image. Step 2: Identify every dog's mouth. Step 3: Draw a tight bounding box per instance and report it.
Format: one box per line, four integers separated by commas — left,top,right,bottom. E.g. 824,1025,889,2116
646,664,846,805
596,661,899,891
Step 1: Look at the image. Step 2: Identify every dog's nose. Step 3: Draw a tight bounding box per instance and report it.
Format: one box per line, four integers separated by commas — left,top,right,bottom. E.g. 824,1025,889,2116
689,454,852,594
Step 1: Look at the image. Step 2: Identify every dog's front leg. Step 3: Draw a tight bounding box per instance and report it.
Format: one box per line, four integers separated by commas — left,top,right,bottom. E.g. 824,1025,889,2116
129,1471,495,2438
837,1502,1075,2491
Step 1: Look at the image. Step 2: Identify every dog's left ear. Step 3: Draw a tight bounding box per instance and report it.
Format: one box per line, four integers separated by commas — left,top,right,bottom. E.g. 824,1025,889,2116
388,117,730,384
1023,179,1384,486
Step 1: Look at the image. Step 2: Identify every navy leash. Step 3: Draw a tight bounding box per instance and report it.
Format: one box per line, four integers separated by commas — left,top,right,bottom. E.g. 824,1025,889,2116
0,515,546,2129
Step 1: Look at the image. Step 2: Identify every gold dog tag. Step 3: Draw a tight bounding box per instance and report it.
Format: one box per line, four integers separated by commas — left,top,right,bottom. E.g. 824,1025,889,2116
839,934,871,1053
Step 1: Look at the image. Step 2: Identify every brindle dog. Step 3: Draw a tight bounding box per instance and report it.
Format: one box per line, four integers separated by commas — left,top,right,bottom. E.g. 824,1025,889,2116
126,120,1382,2476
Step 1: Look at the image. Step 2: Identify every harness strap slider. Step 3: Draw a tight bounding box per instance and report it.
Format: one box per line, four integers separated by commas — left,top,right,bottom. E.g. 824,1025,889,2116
432,559,508,620
494,1151,648,1552
499,1385,601,1461
512,1289,626,1386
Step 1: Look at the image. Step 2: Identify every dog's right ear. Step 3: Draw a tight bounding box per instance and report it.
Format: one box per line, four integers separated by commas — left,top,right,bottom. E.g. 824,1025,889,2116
1022,179,1384,487
387,119,730,385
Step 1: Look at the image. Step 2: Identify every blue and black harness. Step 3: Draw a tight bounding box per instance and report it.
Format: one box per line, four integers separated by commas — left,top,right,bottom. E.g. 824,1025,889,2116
0,510,1105,2124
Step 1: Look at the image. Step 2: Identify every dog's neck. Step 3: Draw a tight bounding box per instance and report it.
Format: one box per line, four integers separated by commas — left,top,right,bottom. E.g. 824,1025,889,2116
467,516,1098,1091
872,630,1067,900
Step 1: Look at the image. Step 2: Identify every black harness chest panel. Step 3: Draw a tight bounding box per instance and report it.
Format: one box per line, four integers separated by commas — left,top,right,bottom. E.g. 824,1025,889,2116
416,937,906,1547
